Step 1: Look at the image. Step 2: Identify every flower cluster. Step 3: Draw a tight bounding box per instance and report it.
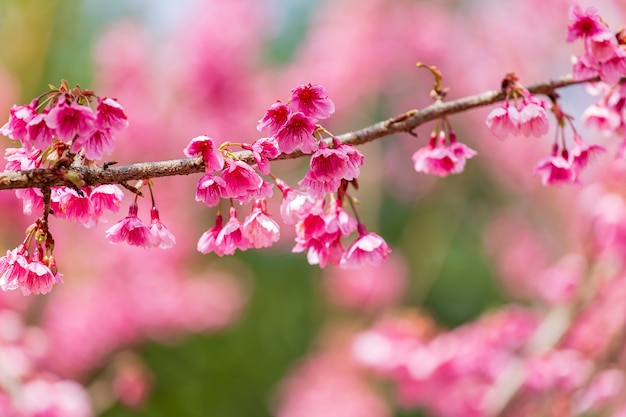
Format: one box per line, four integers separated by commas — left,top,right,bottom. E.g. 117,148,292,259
0,221,62,295
412,130,477,177
188,85,390,268
486,72,604,185
568,5,626,85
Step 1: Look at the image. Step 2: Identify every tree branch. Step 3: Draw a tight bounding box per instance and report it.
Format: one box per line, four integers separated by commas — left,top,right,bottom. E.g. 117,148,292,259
0,74,591,191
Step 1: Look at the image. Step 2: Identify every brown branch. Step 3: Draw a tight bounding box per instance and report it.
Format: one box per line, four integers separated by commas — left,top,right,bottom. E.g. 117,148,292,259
0,74,592,191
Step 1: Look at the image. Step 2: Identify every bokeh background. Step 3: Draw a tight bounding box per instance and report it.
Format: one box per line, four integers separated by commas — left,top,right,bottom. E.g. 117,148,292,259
0,0,624,416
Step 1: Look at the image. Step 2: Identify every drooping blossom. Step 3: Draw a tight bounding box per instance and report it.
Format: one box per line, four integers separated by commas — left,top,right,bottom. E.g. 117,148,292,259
183,135,225,172
257,101,290,136
572,53,601,80
149,207,176,249
308,140,362,182
534,153,576,185
215,207,250,255
298,172,341,198
412,132,477,177
96,97,128,131
290,83,335,119
582,102,621,133
569,136,605,177
51,187,96,228
274,111,318,154
105,202,154,248
0,245,30,292
242,199,280,249
518,98,550,137
45,101,96,143
197,214,224,255
219,159,264,201
195,173,226,207
21,247,61,296
485,104,520,139
90,184,124,217
276,179,316,225
340,224,391,269
247,137,280,175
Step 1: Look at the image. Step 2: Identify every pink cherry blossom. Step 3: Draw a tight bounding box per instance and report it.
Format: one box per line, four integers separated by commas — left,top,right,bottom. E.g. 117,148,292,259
566,5,607,43
248,137,280,175
599,50,626,85
308,140,361,181
183,135,225,172
274,111,318,154
324,196,357,238
195,173,226,207
149,207,176,249
96,97,128,131
90,184,124,217
51,187,96,228
570,138,605,178
15,188,44,216
0,101,37,142
16,379,93,417
21,248,60,296
197,214,224,255
26,112,54,150
298,171,341,198
572,53,601,80
485,104,520,139
518,100,550,137
4,146,41,171
289,83,335,119
0,246,30,292
340,224,391,269
220,159,264,201
582,103,621,133
46,101,96,143
215,207,250,255
412,133,477,177
257,101,290,135
71,129,115,160
587,31,619,63
242,199,280,249
276,179,316,225
105,202,155,248
534,153,576,185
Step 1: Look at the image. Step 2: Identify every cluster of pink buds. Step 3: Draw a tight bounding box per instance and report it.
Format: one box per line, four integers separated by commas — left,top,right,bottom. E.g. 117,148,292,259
188,84,391,268
0,220,62,295
568,5,626,85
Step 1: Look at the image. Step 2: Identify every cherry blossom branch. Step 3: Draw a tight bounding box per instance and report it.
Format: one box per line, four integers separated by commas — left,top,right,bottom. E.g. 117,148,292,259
0,74,593,191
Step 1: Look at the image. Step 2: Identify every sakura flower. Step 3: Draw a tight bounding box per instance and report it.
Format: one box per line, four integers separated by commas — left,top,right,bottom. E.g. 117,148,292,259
242,199,280,249
46,101,96,143
248,137,280,175
308,140,360,181
220,159,264,201
0,101,37,142
21,248,60,295
215,207,250,255
0,246,29,292
276,179,316,225
197,214,224,255
257,101,290,135
324,196,357,238
298,171,341,198
96,97,129,131
486,104,520,139
587,30,619,63
195,173,226,207
571,54,600,81
26,112,54,150
519,100,550,137
534,153,576,185
90,185,124,217
570,137,605,177
340,224,391,269
599,50,626,85
274,111,318,154
51,187,96,228
566,5,607,43
105,202,154,248
582,103,621,133
412,133,477,177
71,129,116,160
290,83,335,119
149,207,176,249
184,135,225,172
15,188,44,216
4,146,40,171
